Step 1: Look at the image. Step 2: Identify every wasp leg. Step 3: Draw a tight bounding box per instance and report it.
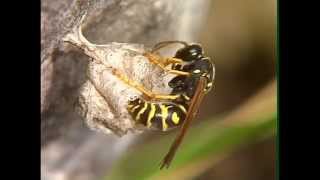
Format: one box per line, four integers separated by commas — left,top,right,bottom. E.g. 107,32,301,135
144,52,182,66
143,52,190,76
112,69,180,100
166,57,184,64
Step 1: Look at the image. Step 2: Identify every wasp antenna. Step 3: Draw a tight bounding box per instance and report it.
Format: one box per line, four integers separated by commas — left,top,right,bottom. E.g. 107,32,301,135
151,41,189,53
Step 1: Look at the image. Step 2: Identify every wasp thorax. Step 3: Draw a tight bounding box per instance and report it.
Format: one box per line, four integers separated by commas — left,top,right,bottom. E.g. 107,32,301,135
174,44,203,62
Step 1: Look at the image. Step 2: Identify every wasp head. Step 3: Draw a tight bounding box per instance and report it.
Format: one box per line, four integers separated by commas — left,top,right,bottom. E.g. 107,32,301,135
174,44,203,62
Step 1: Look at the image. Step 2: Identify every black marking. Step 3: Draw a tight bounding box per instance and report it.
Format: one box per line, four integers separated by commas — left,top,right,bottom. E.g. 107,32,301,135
131,104,143,118
166,105,186,128
139,103,151,125
152,104,164,130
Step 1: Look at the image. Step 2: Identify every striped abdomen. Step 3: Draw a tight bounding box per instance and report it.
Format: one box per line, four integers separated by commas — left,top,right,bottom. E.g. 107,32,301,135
127,98,188,131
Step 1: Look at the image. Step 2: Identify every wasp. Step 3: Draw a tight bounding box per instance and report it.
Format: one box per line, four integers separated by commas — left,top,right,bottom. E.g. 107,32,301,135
111,41,215,169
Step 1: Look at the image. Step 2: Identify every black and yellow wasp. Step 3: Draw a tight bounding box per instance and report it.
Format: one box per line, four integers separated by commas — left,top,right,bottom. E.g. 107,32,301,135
112,41,215,169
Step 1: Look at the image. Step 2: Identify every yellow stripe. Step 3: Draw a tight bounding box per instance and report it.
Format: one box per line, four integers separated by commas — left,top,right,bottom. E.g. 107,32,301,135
160,105,169,131
129,105,140,112
172,112,180,124
183,94,190,100
136,102,148,121
147,103,156,128
178,105,187,113
127,104,134,108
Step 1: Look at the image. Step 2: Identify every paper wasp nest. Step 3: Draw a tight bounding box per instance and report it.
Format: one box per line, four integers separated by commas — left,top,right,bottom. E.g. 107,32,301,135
63,17,175,136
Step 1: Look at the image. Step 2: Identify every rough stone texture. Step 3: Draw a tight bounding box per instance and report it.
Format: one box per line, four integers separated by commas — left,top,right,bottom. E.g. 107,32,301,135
41,0,210,179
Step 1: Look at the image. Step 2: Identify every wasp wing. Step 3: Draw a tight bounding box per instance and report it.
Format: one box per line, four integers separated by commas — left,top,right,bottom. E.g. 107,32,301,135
160,77,208,169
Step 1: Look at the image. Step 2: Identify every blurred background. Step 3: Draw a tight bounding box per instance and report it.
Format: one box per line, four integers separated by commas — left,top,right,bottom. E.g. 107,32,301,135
42,0,276,179
107,0,276,179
